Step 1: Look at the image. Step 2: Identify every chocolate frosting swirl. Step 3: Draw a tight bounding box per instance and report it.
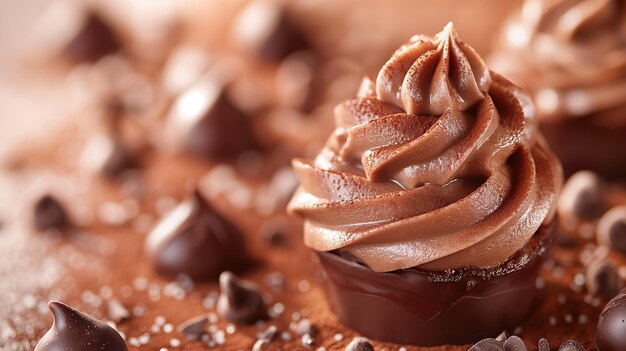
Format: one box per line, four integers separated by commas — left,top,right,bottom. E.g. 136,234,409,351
490,0,626,120
288,23,562,272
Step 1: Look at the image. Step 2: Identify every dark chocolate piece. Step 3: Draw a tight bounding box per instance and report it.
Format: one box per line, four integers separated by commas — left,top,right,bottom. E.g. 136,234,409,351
231,1,309,62
34,301,128,351
503,336,529,351
63,11,120,63
585,258,623,299
538,338,551,351
468,338,505,351
345,337,374,351
597,207,626,254
216,271,265,324
145,190,248,281
316,221,554,346
177,315,208,340
33,194,68,231
557,340,585,351
167,78,257,159
596,288,626,351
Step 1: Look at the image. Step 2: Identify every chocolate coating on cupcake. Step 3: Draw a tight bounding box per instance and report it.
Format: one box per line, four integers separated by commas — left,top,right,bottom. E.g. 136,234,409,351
145,190,248,281
597,288,626,351
34,301,127,351
288,22,562,272
63,11,120,63
166,77,257,159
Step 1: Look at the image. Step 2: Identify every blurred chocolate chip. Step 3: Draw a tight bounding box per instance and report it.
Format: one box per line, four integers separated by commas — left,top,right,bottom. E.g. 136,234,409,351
231,1,309,62
293,319,317,337
596,288,626,351
63,11,120,63
166,77,257,159
556,232,578,248
345,337,374,351
585,258,624,299
597,206,626,254
557,340,584,351
468,338,505,351
177,315,208,340
35,301,127,351
252,338,271,351
538,338,551,351
503,336,528,351
145,190,248,281
216,271,266,324
106,299,129,323
495,331,509,342
33,195,69,231
558,171,606,220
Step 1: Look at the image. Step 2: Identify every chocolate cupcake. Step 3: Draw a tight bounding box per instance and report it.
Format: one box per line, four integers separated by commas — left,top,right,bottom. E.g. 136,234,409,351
288,23,562,346
490,0,626,179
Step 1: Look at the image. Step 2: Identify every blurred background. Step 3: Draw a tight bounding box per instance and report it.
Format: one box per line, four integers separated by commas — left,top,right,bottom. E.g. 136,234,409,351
0,0,523,161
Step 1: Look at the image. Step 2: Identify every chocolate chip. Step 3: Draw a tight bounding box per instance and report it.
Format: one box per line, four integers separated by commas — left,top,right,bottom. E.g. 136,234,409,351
252,338,271,351
468,338,505,351
597,206,626,254
345,337,374,351
293,318,317,337
495,331,509,342
177,315,209,340
503,335,528,351
33,195,68,231
596,288,626,351
35,301,127,351
557,340,584,351
166,77,257,159
558,171,605,220
106,299,130,323
145,190,248,281
231,1,309,62
538,338,551,351
585,258,624,299
216,271,265,324
63,11,120,63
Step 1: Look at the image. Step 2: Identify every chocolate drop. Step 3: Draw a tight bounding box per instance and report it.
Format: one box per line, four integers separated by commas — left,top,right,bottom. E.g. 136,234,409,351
231,1,309,62
538,338,551,351
216,271,266,324
177,315,209,340
33,195,69,231
167,78,257,159
597,206,626,254
468,338,505,351
557,340,585,351
63,11,120,63
596,288,626,351
585,258,623,299
345,337,374,351
558,171,606,220
503,335,529,351
145,190,248,281
35,301,128,351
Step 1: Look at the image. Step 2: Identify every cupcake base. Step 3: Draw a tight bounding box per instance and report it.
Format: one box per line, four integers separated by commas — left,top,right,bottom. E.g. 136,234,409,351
317,220,556,346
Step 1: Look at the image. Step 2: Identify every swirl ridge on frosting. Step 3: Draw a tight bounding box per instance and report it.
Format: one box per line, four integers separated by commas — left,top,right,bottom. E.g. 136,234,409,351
490,0,626,119
288,23,562,273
